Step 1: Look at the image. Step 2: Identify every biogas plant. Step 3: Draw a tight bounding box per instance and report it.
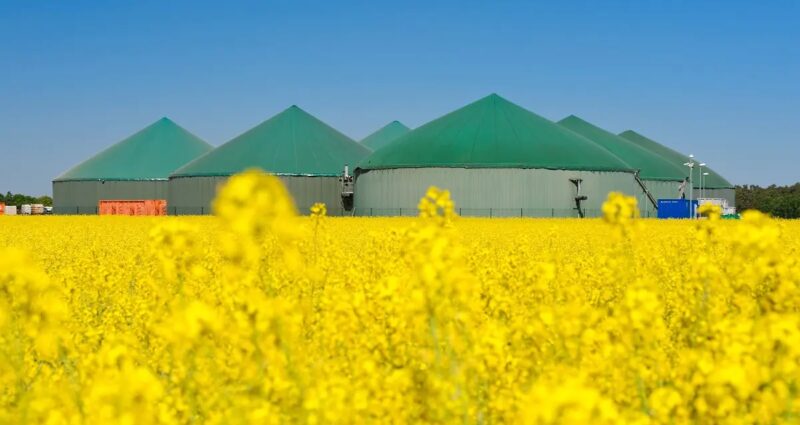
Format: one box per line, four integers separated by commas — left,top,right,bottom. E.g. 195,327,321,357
52,94,734,218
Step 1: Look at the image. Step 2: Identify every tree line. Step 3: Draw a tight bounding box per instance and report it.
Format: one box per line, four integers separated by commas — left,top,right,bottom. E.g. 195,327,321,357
0,192,53,207
736,183,800,219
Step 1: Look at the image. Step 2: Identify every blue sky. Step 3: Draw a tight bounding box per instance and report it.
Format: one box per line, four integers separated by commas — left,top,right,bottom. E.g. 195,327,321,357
1,0,798,195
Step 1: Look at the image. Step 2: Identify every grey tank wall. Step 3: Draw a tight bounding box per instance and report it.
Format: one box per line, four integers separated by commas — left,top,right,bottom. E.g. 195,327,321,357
353,168,644,218
167,175,344,215
53,180,168,214
643,180,683,202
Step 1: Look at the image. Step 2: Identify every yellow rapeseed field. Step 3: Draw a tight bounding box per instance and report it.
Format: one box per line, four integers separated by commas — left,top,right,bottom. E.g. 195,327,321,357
1,170,800,424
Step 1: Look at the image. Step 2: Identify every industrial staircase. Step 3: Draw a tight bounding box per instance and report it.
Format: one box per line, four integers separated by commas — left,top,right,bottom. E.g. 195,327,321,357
633,171,659,211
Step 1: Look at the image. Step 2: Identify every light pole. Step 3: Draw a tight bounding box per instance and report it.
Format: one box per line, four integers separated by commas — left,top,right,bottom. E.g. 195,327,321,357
702,172,709,199
683,154,695,218
698,163,706,199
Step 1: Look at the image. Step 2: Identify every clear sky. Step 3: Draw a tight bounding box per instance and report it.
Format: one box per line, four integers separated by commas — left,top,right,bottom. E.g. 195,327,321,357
1,0,798,195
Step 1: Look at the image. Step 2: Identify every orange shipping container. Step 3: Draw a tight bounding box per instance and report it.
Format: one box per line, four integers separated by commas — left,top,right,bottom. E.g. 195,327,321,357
99,200,167,216
0,203,5,215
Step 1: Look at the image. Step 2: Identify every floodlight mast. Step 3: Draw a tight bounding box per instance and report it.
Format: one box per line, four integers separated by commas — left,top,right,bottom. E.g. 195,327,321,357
699,163,706,199
684,155,695,219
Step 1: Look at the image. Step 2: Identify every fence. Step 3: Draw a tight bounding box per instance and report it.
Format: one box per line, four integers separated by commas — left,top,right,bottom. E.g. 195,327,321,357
167,206,355,216
54,205,658,218
351,207,656,218
53,206,100,215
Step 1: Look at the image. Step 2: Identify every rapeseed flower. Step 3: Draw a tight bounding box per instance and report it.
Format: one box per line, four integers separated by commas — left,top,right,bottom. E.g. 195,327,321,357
0,174,797,424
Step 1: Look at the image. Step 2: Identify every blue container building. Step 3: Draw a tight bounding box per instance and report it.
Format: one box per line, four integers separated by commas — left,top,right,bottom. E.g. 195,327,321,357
657,199,699,219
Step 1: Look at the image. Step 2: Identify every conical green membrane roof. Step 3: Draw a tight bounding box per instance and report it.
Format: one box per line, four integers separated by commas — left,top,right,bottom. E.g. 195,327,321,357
173,106,370,177
358,94,634,172
619,130,733,189
558,115,688,181
55,118,213,181
360,121,410,151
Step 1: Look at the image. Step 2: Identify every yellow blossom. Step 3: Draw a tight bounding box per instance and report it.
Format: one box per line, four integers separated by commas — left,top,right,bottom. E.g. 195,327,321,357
0,172,797,424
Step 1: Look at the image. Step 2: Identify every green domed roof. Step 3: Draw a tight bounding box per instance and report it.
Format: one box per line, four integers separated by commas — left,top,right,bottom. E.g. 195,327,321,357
54,117,212,181
359,94,633,172
360,121,411,151
172,106,371,177
558,115,688,181
619,130,733,189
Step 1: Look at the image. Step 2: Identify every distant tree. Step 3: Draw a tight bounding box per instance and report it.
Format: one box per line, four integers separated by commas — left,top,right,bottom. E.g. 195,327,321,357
0,192,53,207
735,183,800,218
36,196,53,206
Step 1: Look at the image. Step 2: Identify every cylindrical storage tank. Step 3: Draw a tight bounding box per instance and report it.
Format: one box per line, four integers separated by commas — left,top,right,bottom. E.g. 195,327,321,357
356,94,645,217
356,168,639,217
360,120,411,151
168,105,372,216
557,115,691,218
168,175,345,215
52,118,212,214
618,130,735,206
